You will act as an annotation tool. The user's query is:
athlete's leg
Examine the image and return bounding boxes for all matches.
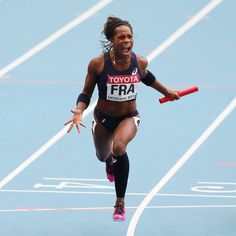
[112,116,139,156]
[91,116,115,182]
[112,116,140,221]
[92,117,113,162]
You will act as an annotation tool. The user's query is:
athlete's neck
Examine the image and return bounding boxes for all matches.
[110,49,131,66]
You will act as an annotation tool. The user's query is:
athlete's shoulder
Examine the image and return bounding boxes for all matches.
[135,54,148,67]
[88,54,104,76]
[133,53,148,76]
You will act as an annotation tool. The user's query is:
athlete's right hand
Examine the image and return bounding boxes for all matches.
[64,109,86,133]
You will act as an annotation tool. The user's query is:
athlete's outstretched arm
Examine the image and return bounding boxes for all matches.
[65,56,103,133]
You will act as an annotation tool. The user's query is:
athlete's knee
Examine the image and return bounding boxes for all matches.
[96,152,106,162]
[112,140,126,156]
[96,152,109,162]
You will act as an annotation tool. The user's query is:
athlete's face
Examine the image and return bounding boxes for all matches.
[111,25,133,56]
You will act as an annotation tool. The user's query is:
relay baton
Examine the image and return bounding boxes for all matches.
[159,86,199,104]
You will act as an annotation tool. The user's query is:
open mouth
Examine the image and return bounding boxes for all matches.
[122,46,131,54]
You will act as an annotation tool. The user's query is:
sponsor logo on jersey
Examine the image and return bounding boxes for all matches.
[106,74,140,102]
[107,74,140,84]
[132,67,138,75]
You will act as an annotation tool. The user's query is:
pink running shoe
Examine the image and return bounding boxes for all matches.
[113,203,126,222]
[106,163,115,182]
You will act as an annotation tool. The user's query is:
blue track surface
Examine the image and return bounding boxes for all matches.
[0,1,236,235]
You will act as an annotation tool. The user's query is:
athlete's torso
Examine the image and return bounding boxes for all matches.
[96,51,142,103]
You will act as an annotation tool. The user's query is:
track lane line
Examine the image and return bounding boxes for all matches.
[1,204,236,213]
[127,97,236,236]
[1,189,236,199]
[147,0,223,62]
[0,0,224,195]
[0,102,96,189]
[127,0,225,235]
[0,0,113,79]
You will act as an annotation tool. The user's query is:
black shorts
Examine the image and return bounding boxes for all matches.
[93,108,139,133]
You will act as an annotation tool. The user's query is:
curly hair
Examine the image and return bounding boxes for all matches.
[100,16,133,52]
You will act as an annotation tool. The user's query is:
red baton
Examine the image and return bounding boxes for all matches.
[159,86,199,104]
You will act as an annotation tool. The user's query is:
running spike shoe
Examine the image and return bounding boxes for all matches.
[113,203,126,222]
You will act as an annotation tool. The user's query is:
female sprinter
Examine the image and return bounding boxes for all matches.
[65,16,180,221]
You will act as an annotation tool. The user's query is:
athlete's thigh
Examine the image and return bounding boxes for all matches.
[113,116,139,146]
[92,117,113,160]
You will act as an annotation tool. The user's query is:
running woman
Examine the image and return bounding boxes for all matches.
[65,16,180,221]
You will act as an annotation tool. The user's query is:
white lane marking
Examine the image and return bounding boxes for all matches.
[0,0,113,79]
[191,181,236,193]
[43,177,108,181]
[127,96,236,236]
[0,102,96,189]
[197,182,236,185]
[0,0,224,192]
[1,205,236,213]
[127,0,225,234]
[1,189,236,199]
[33,183,114,190]
[146,0,223,62]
